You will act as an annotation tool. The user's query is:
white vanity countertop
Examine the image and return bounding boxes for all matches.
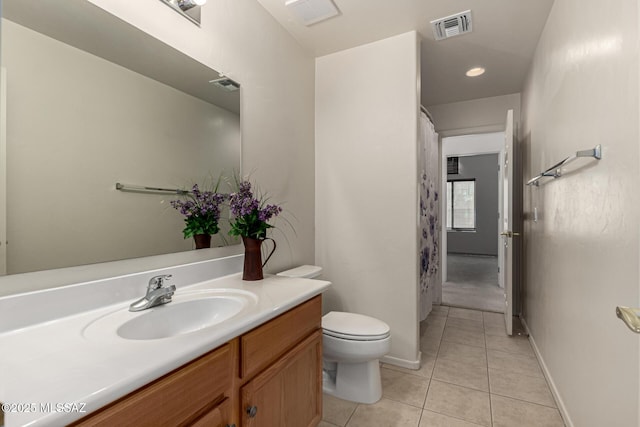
[0,273,330,427]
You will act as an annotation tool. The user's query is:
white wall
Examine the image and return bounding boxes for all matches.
[316,32,420,367]
[62,0,316,274]
[2,20,240,273]
[521,0,639,425]
[428,93,520,137]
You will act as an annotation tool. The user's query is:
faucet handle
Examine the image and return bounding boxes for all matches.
[148,274,172,290]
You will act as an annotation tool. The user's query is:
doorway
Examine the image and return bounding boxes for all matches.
[440,133,504,312]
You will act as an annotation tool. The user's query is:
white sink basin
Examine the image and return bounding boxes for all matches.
[83,289,257,341]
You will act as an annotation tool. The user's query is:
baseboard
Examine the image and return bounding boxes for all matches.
[381,351,421,370]
[521,317,574,427]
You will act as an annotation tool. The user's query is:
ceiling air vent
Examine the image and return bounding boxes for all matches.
[447,157,459,175]
[431,10,472,41]
[209,77,240,92]
[285,0,340,26]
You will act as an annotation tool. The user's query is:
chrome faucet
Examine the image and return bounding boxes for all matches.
[129,274,176,312]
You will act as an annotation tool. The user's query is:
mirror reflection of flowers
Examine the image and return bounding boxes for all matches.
[170,184,227,238]
[229,181,282,239]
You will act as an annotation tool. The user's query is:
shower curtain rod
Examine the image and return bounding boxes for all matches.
[420,105,435,124]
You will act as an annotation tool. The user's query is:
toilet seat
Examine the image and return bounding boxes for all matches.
[323,329,390,341]
[322,311,390,341]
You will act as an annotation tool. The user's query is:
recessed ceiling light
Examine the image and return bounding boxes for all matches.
[466,67,485,77]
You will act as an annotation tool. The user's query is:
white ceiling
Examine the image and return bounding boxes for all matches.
[257,0,555,106]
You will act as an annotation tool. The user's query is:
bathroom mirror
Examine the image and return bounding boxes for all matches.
[0,0,241,278]
[159,0,205,26]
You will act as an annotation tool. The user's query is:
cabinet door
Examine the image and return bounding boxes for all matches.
[241,330,322,427]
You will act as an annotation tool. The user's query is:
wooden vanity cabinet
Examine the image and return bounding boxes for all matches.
[239,296,322,427]
[72,295,322,427]
[190,397,232,427]
[72,341,237,427]
[240,330,322,427]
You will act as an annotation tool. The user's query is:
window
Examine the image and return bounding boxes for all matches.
[446,179,476,230]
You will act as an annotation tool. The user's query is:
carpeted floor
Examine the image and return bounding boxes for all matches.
[443,254,504,313]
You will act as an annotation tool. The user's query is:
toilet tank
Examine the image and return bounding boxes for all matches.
[276,265,323,279]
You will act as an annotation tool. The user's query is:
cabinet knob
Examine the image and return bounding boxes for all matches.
[246,405,258,418]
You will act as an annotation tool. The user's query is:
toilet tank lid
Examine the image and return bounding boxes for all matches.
[276,265,322,279]
[322,311,390,337]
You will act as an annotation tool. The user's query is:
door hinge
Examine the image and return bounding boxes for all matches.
[498,266,500,273]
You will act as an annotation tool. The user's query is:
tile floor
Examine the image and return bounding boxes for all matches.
[320,306,565,427]
[443,254,504,313]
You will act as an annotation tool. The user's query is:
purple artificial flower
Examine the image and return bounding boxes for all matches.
[171,184,228,238]
[229,180,283,239]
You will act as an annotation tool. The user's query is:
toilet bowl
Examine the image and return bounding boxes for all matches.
[277,265,391,404]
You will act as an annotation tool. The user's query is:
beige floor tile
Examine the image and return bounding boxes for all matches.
[346,398,421,427]
[442,325,486,348]
[491,395,565,427]
[424,380,491,426]
[383,351,436,378]
[381,367,430,407]
[489,369,556,407]
[421,331,443,354]
[448,307,484,322]
[319,421,341,427]
[425,312,448,324]
[322,394,358,427]
[431,305,450,316]
[432,357,489,392]
[487,349,544,378]
[512,319,529,334]
[422,316,447,336]
[485,334,534,357]
[483,323,506,337]
[423,327,445,342]
[437,341,487,368]
[446,316,484,333]
[482,311,504,325]
[419,410,484,427]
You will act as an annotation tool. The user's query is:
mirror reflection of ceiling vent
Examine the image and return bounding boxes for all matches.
[285,0,340,26]
[209,77,240,92]
[431,10,472,41]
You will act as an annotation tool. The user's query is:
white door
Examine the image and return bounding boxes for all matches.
[500,109,516,335]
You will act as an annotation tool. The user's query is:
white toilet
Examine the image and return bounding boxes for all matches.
[277,265,391,404]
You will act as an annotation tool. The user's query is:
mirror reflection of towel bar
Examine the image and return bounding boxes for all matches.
[616,306,640,333]
[115,183,190,195]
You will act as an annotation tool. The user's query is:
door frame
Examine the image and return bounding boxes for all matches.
[437,131,505,305]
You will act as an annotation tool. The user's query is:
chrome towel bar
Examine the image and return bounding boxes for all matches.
[616,306,640,334]
[115,182,190,195]
[527,145,601,186]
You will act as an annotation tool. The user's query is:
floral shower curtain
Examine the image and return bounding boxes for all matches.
[419,111,439,321]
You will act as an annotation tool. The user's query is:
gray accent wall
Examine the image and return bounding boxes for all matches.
[447,153,498,256]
